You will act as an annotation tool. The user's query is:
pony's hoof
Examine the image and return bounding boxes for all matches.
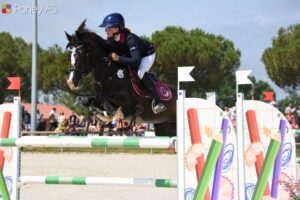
[96,114,113,122]
[113,107,124,120]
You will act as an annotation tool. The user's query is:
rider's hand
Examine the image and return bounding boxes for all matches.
[111,53,119,62]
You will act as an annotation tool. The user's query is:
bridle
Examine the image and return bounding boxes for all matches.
[67,42,90,77]
[67,41,125,91]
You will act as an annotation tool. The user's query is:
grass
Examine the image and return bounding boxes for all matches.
[21,143,300,158]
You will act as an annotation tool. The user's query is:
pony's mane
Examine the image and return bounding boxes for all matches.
[75,19,105,47]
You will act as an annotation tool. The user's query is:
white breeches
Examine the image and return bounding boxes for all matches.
[138,53,156,79]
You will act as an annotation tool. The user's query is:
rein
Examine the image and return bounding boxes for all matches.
[93,57,113,88]
[93,57,123,89]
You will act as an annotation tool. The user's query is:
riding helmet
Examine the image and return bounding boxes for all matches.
[99,13,125,29]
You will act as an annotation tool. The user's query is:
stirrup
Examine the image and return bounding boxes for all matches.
[152,100,166,114]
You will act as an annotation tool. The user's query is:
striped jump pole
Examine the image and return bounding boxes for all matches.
[0,136,176,149]
[19,176,177,188]
[1,96,182,200]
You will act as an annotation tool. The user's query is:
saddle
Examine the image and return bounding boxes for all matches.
[128,68,173,101]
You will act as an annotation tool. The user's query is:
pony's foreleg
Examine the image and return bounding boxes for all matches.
[80,96,108,117]
[80,96,102,108]
[96,107,124,123]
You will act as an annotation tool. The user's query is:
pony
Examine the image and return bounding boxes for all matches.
[65,20,176,137]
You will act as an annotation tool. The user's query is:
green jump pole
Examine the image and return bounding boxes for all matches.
[0,168,10,200]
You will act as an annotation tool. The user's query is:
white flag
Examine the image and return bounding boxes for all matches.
[236,70,252,85]
[178,66,195,82]
[206,92,216,104]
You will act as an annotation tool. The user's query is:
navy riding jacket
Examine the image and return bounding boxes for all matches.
[109,31,155,70]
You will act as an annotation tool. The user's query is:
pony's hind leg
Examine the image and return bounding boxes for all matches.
[154,121,176,137]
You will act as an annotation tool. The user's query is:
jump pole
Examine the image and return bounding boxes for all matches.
[19,176,177,188]
[2,95,183,200]
[0,136,176,149]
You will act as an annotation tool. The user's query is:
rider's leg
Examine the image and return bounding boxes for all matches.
[138,53,166,114]
[137,53,156,80]
[142,72,166,114]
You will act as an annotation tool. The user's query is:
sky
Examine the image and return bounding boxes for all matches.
[0,0,299,100]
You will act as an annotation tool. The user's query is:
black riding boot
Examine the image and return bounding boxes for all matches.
[142,73,166,114]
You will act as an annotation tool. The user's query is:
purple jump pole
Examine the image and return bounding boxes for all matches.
[271,119,286,198]
[211,118,229,200]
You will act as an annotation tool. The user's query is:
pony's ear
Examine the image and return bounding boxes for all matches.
[65,31,72,41]
[77,19,87,31]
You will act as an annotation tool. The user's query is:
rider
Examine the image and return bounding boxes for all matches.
[99,13,166,114]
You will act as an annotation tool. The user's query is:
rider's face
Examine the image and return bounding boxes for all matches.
[105,27,119,38]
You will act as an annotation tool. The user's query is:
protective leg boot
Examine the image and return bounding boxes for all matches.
[102,100,116,117]
[142,73,166,114]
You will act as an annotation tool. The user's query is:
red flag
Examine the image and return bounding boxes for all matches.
[263,92,273,101]
[7,77,21,96]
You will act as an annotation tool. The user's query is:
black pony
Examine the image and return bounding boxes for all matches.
[65,20,176,137]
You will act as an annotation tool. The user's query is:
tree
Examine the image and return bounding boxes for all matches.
[1,29,276,115]
[215,76,275,108]
[51,90,90,115]
[277,93,300,114]
[0,32,32,103]
[38,44,97,98]
[149,26,241,98]
[36,27,242,110]
[262,24,300,93]
[239,76,275,100]
[0,32,92,115]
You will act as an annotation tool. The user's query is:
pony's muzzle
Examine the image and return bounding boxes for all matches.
[67,71,80,90]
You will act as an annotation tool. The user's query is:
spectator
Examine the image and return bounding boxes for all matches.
[56,112,67,130]
[112,118,129,135]
[49,107,57,116]
[87,114,100,132]
[23,110,31,131]
[66,112,77,132]
[21,106,25,130]
[223,107,230,116]
[49,112,57,131]
[285,110,297,129]
[148,123,155,131]
[133,123,147,136]
[103,121,115,135]
[75,113,87,131]
[36,109,44,131]
[285,102,296,114]
[229,109,237,129]
[296,105,300,128]
[69,112,77,126]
